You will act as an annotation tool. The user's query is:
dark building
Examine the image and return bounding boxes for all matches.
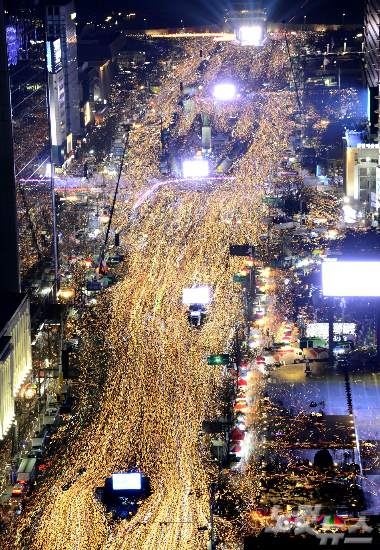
[77,25,126,103]
[78,62,97,130]
[364,0,380,134]
[2,0,58,300]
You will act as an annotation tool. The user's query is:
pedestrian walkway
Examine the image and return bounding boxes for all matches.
[262,360,380,513]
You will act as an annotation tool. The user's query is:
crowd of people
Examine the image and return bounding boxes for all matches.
[4,30,369,550]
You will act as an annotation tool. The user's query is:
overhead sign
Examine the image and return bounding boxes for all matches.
[229,245,254,256]
[322,262,380,296]
[233,274,247,283]
[262,197,280,204]
[208,354,230,365]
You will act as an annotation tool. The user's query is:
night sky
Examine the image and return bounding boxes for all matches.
[76,0,365,29]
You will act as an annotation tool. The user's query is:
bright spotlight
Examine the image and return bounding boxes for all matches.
[214,83,236,100]
[182,287,211,305]
[183,159,209,178]
[238,26,263,46]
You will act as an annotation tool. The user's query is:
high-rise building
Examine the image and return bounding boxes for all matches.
[0,0,35,441]
[364,0,380,135]
[364,0,379,89]
[343,131,378,217]
[3,0,58,298]
[45,0,80,165]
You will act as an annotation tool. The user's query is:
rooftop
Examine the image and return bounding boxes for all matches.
[0,292,27,335]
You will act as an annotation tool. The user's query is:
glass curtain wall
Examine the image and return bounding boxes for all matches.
[4,0,55,294]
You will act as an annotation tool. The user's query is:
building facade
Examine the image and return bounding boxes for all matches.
[45,0,80,165]
[0,293,32,440]
[364,0,380,135]
[343,131,379,223]
[223,2,267,33]
[3,0,57,297]
[364,0,380,89]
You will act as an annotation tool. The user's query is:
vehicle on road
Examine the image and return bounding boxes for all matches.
[12,481,30,499]
[262,346,304,365]
[28,435,46,458]
[16,458,37,490]
[302,347,328,361]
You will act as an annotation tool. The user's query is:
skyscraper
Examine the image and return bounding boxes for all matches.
[45,0,80,165]
[3,0,58,297]
[364,0,379,89]
[364,0,380,135]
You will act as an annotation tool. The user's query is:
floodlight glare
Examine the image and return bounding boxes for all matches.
[183,159,209,178]
[322,262,380,296]
[214,83,236,100]
[182,287,211,304]
[112,473,142,490]
[239,26,263,46]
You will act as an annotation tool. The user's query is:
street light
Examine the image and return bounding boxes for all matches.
[343,13,345,25]
[304,15,306,30]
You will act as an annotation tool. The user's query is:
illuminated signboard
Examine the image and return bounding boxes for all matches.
[238,26,263,46]
[322,262,380,296]
[84,101,91,126]
[182,287,210,304]
[306,323,355,340]
[112,473,142,490]
[183,159,209,178]
[67,133,73,155]
[46,38,62,73]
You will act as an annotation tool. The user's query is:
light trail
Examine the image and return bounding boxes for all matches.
[132,176,236,209]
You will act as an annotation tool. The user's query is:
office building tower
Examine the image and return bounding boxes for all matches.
[45,0,80,165]
[0,0,34,441]
[0,292,32,440]
[364,0,379,88]
[3,0,58,299]
[364,0,380,134]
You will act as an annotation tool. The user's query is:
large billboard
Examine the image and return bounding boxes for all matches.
[238,26,263,46]
[183,159,208,178]
[182,287,210,304]
[112,473,141,490]
[306,323,355,340]
[47,38,62,73]
[322,262,380,296]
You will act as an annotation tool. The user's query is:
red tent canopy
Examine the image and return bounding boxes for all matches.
[231,428,244,439]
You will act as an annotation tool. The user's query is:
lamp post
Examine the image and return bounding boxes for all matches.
[304,16,306,31]
[342,13,345,25]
